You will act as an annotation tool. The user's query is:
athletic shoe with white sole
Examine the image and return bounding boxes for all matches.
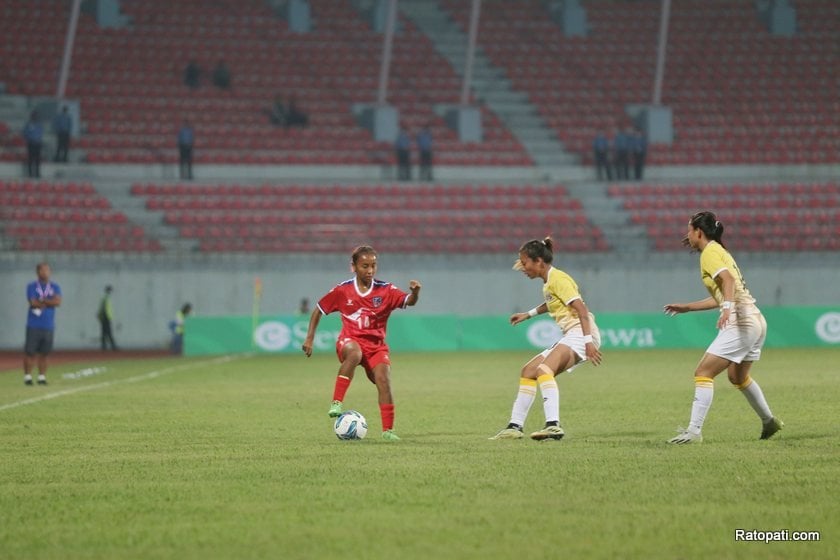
[530,424,565,441]
[488,426,524,440]
[667,427,703,444]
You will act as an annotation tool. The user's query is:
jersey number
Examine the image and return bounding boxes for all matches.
[357,315,371,329]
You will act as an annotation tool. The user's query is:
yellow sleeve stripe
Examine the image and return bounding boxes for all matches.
[519,378,538,387]
[695,376,714,388]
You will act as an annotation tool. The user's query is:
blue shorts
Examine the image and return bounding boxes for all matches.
[25,327,54,356]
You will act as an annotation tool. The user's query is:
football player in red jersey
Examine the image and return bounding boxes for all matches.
[302,246,421,441]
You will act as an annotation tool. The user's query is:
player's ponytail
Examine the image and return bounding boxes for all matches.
[519,237,554,264]
[690,211,726,249]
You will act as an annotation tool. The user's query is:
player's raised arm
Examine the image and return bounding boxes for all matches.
[301,308,322,357]
[663,297,717,316]
[510,302,546,325]
[405,279,421,306]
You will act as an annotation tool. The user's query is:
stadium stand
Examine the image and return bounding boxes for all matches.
[0,0,530,166]
[0,1,837,258]
[130,182,608,253]
[608,182,840,252]
[0,180,163,251]
[440,0,839,165]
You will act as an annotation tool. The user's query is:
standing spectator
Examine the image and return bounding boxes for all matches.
[416,124,433,181]
[178,121,194,180]
[170,303,192,355]
[184,60,201,89]
[592,130,612,181]
[52,105,72,163]
[632,127,648,180]
[285,95,309,128]
[97,285,118,351]
[395,126,411,181]
[212,60,231,89]
[269,94,286,126]
[23,111,43,178]
[23,262,62,386]
[612,127,631,181]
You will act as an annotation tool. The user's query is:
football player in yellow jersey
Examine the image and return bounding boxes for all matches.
[663,211,783,444]
[490,238,602,441]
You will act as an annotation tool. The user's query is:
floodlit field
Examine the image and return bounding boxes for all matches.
[1,348,837,559]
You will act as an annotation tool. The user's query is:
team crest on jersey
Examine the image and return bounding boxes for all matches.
[372,296,383,307]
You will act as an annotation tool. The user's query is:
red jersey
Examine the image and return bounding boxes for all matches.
[317,278,409,344]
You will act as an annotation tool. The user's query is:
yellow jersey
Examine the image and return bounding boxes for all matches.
[699,241,758,313]
[543,267,590,333]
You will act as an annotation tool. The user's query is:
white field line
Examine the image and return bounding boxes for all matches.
[0,354,250,413]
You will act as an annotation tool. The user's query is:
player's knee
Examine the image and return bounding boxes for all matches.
[520,364,538,379]
[342,347,363,365]
[728,370,750,386]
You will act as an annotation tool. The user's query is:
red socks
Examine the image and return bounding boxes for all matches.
[332,375,351,402]
[380,403,395,431]
[334,375,395,432]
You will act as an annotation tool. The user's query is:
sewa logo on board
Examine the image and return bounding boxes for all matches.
[526,320,657,349]
[253,321,293,351]
[600,328,657,348]
[253,320,342,352]
[814,312,840,344]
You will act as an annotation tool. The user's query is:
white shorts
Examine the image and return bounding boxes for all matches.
[539,323,602,368]
[706,312,767,364]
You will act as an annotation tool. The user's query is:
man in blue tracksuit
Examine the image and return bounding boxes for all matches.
[53,106,73,163]
[632,128,648,180]
[23,111,43,178]
[612,128,630,181]
[592,130,612,181]
[416,125,434,181]
[178,121,194,180]
[395,127,411,181]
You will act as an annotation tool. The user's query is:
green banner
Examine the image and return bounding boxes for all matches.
[184,314,459,356]
[184,307,840,355]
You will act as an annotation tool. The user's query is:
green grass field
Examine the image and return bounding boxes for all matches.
[1,348,837,559]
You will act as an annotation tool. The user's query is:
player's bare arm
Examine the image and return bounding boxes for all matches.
[570,299,602,366]
[405,280,421,306]
[510,302,547,325]
[664,296,717,316]
[302,308,322,357]
[714,269,736,329]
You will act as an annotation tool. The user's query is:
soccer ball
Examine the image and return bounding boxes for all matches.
[334,410,368,440]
